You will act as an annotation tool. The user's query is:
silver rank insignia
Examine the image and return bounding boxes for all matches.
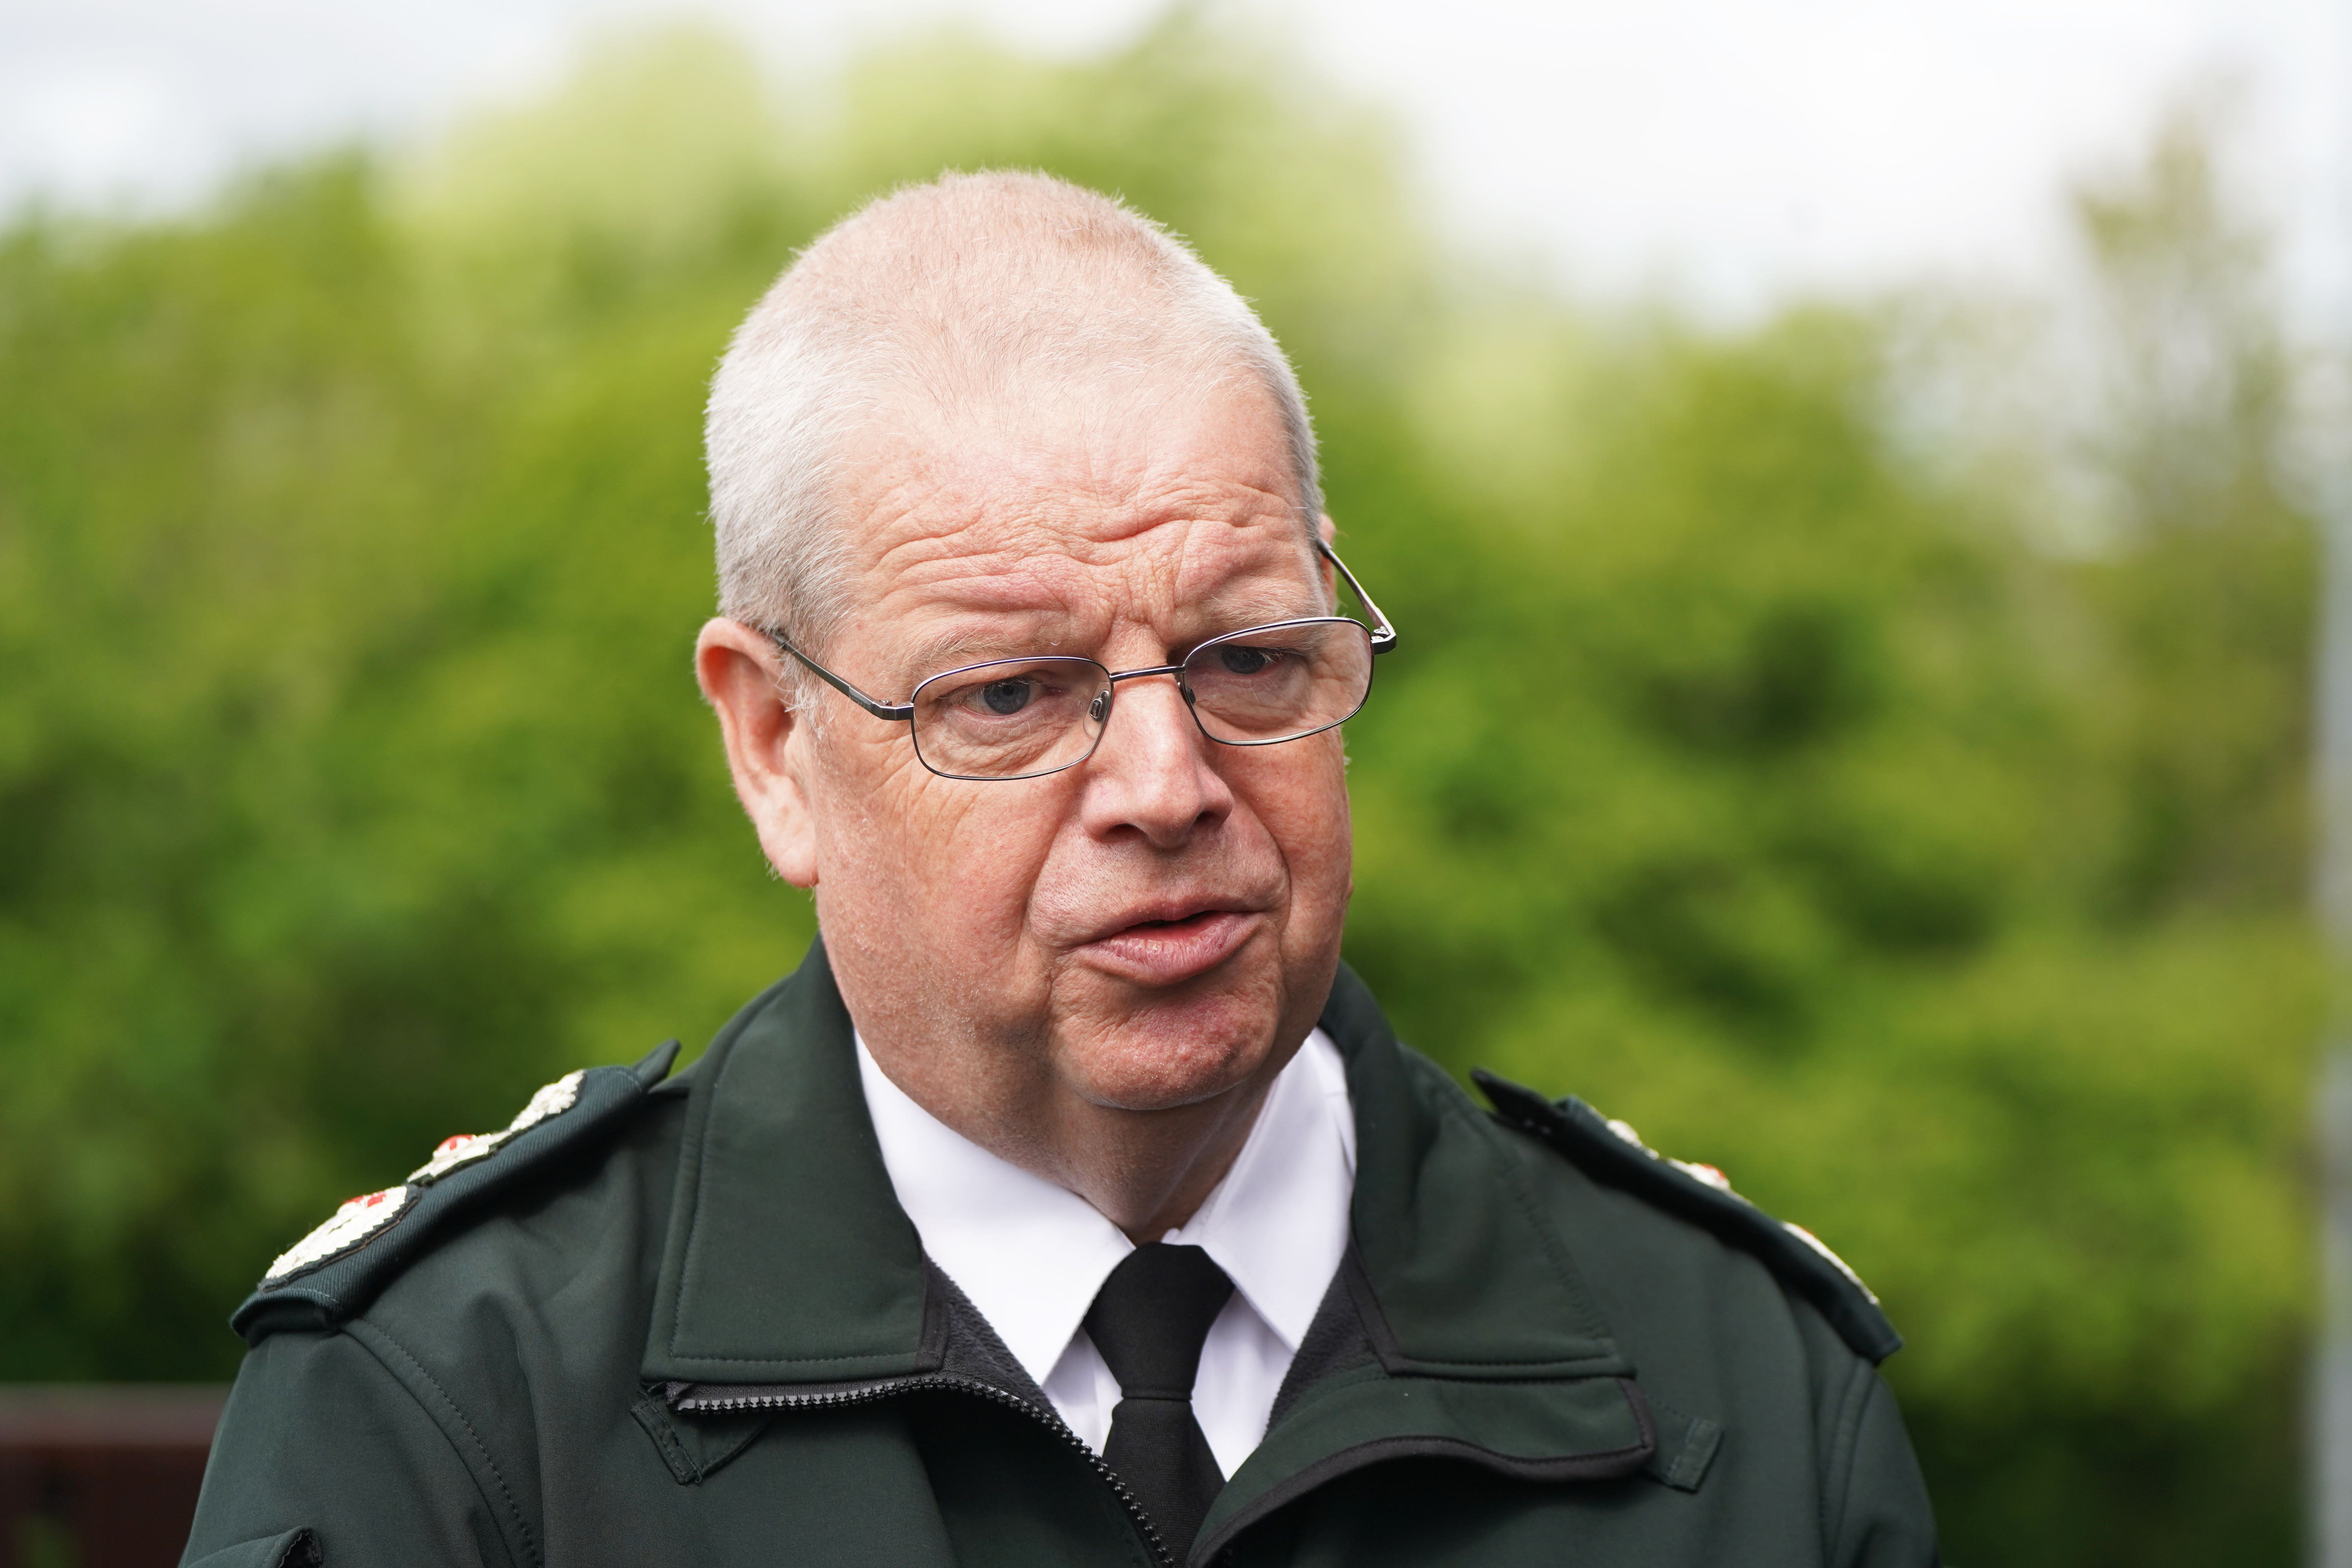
[261,1069,588,1284]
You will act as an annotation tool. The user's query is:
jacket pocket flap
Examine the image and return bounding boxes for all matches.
[185,1526,322,1568]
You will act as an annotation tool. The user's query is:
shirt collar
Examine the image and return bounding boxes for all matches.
[1163,1030,1354,1349]
[640,940,1631,1392]
[857,1029,1356,1390]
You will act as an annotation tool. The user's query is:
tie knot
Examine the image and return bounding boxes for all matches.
[1083,1243,1234,1400]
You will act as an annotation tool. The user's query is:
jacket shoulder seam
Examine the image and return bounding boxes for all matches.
[341,1316,540,1568]
[1820,1352,1879,1561]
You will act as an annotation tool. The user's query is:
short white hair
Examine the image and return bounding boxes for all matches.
[704,171,1322,674]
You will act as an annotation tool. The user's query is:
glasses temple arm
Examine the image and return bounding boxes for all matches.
[1316,540,1399,652]
[760,630,916,722]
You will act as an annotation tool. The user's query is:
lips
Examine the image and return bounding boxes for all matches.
[1071,902,1263,987]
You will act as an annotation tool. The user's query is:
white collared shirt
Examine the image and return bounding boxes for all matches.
[855,1029,1357,1478]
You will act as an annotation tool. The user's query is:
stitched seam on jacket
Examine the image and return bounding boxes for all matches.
[664,998,919,1367]
[1197,1430,1654,1563]
[1448,1094,1617,1348]
[1820,1354,1874,1560]
[1418,1060,1618,1350]
[665,1006,742,1357]
[659,1351,932,1365]
[269,1527,323,1568]
[343,1318,541,1568]
[1365,1352,1626,1370]
[631,1396,702,1484]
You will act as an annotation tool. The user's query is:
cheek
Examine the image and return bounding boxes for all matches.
[815,746,1063,936]
[1249,740,1354,905]
[933,806,1065,917]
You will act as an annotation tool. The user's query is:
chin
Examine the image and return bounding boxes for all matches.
[1065,998,1276,1112]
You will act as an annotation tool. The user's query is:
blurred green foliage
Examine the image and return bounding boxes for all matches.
[0,16,2320,1565]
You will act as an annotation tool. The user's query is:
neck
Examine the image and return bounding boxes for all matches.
[1061,1078,1280,1242]
[860,1026,1295,1242]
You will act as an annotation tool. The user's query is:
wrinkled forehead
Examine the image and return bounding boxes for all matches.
[831,374,1318,667]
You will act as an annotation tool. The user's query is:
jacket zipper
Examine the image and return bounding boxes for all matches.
[671,1374,1181,1568]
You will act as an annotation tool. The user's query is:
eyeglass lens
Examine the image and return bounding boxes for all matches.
[1182,620,1373,744]
[911,657,1110,781]
[907,619,1374,781]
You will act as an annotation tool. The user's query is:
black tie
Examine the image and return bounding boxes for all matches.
[1083,1242,1235,1554]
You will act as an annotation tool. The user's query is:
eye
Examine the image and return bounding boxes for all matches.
[978,678,1034,715]
[1217,644,1278,676]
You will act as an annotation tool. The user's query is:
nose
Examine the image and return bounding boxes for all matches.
[1078,673,1232,849]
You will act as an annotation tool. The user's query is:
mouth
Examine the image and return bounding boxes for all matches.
[1073,903,1262,987]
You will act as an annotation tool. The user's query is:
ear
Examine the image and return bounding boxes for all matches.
[1318,513,1339,601]
[695,617,820,887]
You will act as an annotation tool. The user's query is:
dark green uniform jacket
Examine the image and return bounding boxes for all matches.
[185,942,1937,1568]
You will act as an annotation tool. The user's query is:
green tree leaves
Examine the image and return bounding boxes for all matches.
[0,24,2319,1566]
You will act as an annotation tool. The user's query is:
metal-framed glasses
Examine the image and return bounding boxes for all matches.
[762,540,1398,782]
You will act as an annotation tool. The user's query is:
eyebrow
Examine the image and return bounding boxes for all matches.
[891,619,1073,687]
[1187,581,1327,632]
[883,563,1333,687]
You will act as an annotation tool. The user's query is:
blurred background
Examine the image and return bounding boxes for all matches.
[2,1,2345,1563]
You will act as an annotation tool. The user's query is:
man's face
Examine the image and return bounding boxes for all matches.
[768,375,1352,1132]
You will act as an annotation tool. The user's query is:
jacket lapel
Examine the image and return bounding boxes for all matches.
[1196,964,1671,1559]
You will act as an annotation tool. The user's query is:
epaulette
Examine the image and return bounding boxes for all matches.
[231,1040,681,1344]
[1472,1069,1902,1365]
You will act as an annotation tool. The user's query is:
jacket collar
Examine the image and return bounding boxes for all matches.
[1192,966,1658,1557]
[643,941,1633,1388]
[1315,963,1632,1379]
[643,939,932,1385]
[641,944,1688,1559]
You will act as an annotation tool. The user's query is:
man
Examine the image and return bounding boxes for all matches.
[186,172,1938,1567]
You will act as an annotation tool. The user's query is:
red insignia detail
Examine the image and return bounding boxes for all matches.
[263,1184,413,1281]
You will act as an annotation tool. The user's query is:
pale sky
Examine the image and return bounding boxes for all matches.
[5,0,2350,325]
